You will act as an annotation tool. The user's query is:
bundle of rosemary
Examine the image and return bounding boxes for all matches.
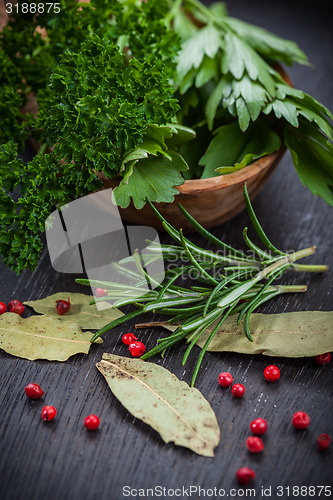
[76,185,327,386]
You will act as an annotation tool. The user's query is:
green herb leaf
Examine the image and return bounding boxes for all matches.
[221,32,276,95]
[173,10,198,41]
[97,353,220,457]
[113,151,188,209]
[0,145,70,274]
[0,86,29,150]
[284,120,333,206]
[200,120,281,178]
[195,55,220,88]
[176,24,222,83]
[0,312,101,361]
[226,17,309,66]
[122,123,196,167]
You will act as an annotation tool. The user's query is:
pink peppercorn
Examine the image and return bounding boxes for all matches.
[218,372,233,388]
[231,383,245,398]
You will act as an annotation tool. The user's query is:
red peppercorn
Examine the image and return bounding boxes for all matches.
[236,467,255,486]
[41,405,57,422]
[218,372,233,388]
[55,297,71,315]
[250,418,268,435]
[95,288,108,298]
[122,333,138,345]
[246,436,264,453]
[317,433,331,452]
[8,300,24,316]
[264,365,280,382]
[231,383,245,398]
[292,411,310,430]
[129,341,146,357]
[25,383,44,400]
[84,414,100,431]
[0,302,7,315]
[315,352,331,366]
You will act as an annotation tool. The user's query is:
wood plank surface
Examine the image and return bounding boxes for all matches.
[0,1,332,499]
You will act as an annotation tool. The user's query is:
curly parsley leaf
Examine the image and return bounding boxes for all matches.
[0,87,30,150]
[0,143,69,273]
[37,33,179,178]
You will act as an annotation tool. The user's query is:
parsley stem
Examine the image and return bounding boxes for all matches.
[165,0,183,23]
[37,143,47,156]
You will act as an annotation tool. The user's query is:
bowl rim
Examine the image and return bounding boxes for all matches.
[162,147,285,195]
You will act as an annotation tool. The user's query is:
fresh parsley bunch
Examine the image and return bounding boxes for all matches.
[0,0,332,274]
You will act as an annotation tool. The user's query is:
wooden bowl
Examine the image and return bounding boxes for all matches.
[104,64,292,232]
[101,147,286,232]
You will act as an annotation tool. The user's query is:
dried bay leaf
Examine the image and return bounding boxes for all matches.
[0,312,101,361]
[24,292,123,329]
[97,353,220,457]
[158,311,333,357]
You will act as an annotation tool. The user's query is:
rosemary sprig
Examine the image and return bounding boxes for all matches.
[76,184,328,386]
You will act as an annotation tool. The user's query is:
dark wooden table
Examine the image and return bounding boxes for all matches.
[1,1,332,499]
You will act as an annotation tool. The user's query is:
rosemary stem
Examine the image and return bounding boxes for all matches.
[256,246,316,280]
[256,257,289,279]
[292,263,329,273]
[289,246,316,261]
[276,284,308,293]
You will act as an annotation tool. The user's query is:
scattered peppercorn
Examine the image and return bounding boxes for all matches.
[0,302,7,315]
[264,365,280,382]
[84,414,100,431]
[231,383,245,398]
[236,467,255,486]
[315,353,331,366]
[55,298,71,315]
[218,372,233,388]
[250,418,268,435]
[292,411,310,429]
[317,433,331,452]
[8,300,24,316]
[129,341,146,357]
[41,405,57,422]
[25,383,44,399]
[122,333,138,345]
[246,436,264,453]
